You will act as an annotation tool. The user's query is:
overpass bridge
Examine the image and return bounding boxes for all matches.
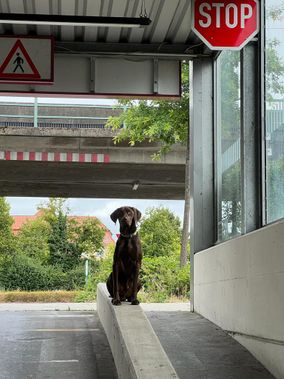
[0,104,186,199]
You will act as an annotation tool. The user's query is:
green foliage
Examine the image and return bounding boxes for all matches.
[79,242,190,303]
[48,210,79,271]
[106,63,189,158]
[73,218,105,257]
[139,207,181,258]
[140,255,190,302]
[0,253,85,291]
[266,38,284,100]
[76,244,114,301]
[0,197,15,257]
[16,217,50,264]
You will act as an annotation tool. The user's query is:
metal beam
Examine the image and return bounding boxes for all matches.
[55,41,211,59]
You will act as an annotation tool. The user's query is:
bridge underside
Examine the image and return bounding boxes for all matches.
[0,160,185,199]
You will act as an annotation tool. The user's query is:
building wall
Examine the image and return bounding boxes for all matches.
[194,220,284,378]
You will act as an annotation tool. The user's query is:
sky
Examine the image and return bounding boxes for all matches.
[6,197,185,236]
[2,96,184,236]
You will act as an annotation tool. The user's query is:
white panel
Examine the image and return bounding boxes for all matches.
[95,58,153,94]
[0,55,180,98]
[52,55,90,93]
[158,61,180,95]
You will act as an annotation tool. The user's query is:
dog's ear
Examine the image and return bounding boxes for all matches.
[110,207,124,223]
[131,207,142,222]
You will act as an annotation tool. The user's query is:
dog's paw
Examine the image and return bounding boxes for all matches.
[112,298,121,306]
[131,299,140,305]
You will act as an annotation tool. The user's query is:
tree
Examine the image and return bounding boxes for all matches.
[72,218,105,258]
[139,207,183,258]
[0,197,15,257]
[48,210,79,271]
[16,217,50,264]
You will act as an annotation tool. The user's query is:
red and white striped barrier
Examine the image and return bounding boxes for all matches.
[0,151,110,163]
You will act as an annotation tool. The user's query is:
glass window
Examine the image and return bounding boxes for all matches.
[265,1,284,223]
[216,51,242,241]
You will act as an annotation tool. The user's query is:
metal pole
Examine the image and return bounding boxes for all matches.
[34,97,38,128]
[85,259,89,285]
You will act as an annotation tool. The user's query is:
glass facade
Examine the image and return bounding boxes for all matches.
[265,1,284,223]
[216,51,242,241]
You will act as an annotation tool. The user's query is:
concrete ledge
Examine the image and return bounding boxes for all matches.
[97,283,178,379]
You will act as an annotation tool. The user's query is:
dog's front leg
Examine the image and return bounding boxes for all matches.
[112,261,121,306]
[131,261,141,305]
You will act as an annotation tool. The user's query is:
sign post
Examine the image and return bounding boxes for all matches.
[192,0,259,50]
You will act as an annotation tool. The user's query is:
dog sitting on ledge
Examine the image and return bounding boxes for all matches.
[106,206,142,306]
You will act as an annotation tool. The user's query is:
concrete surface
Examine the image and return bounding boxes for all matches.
[0,128,186,199]
[97,283,178,379]
[194,220,284,378]
[0,310,117,379]
[146,311,274,379]
[0,302,97,312]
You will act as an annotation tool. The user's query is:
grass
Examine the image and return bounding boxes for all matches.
[0,290,83,303]
[0,289,189,304]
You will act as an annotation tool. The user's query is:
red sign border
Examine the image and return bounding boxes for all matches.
[0,35,54,84]
[0,39,41,79]
[191,0,260,51]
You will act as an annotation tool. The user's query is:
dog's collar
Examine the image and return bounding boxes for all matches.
[119,230,138,239]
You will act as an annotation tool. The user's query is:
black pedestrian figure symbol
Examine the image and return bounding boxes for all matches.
[13,52,24,73]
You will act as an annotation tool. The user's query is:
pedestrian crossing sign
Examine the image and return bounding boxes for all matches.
[0,36,54,84]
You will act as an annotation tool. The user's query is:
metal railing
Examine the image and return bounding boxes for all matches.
[0,99,123,129]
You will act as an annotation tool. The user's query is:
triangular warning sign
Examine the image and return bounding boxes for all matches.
[0,39,41,80]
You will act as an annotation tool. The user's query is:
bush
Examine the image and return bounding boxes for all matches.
[0,254,85,291]
[79,245,190,303]
[140,255,190,302]
[78,244,114,301]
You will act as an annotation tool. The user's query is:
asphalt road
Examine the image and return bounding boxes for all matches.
[0,311,117,379]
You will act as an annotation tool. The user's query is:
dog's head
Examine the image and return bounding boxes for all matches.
[110,206,141,231]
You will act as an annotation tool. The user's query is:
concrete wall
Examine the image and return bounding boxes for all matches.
[194,220,284,378]
[97,283,178,379]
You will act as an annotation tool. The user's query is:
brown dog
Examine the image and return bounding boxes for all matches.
[106,206,142,306]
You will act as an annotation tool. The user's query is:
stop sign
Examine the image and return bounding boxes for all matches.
[192,0,259,50]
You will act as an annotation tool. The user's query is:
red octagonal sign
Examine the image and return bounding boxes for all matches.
[192,0,259,50]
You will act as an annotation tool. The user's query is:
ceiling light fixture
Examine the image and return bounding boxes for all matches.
[0,13,151,28]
